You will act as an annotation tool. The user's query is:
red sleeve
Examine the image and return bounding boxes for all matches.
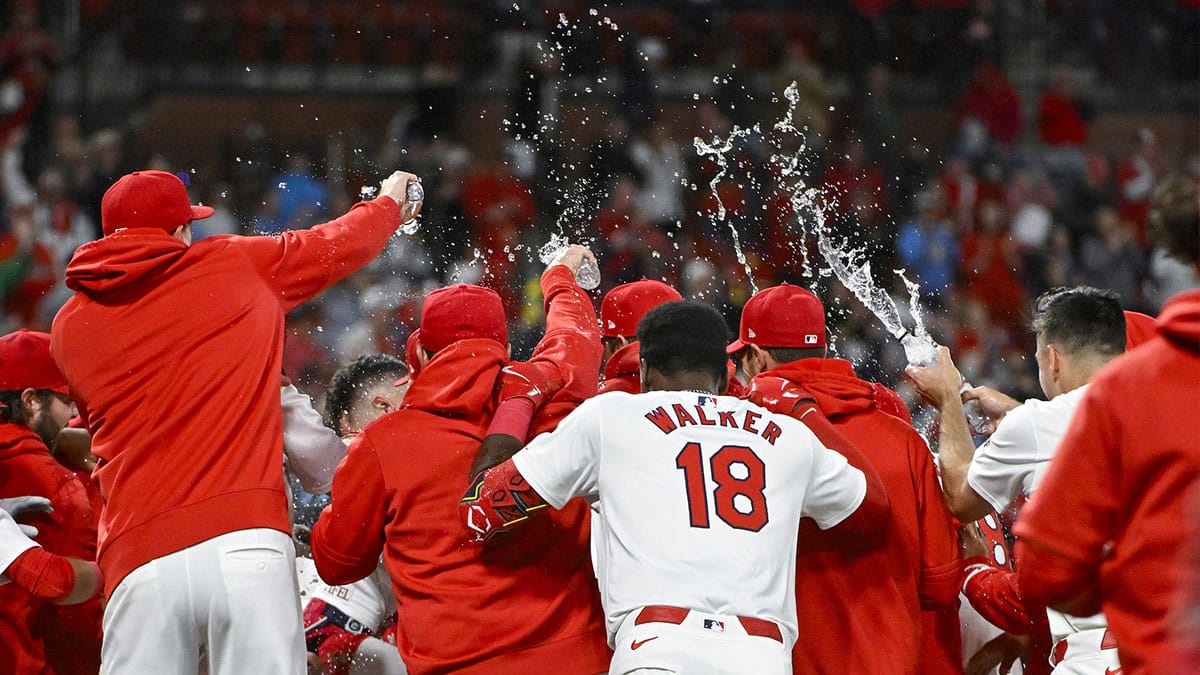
[311,433,388,586]
[914,437,964,609]
[528,264,602,404]
[232,197,401,312]
[1012,389,1117,610]
[961,560,1035,634]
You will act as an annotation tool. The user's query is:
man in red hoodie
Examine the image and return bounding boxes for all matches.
[310,247,611,675]
[1014,174,1200,674]
[0,329,102,674]
[598,279,683,394]
[729,283,963,675]
[50,168,418,673]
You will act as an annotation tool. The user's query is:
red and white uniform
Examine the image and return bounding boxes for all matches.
[968,385,1117,672]
[512,390,869,673]
[1016,290,1200,674]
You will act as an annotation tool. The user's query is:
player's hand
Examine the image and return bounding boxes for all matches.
[0,496,51,538]
[496,360,563,409]
[961,385,1020,427]
[378,171,422,210]
[547,244,595,276]
[966,631,1027,675]
[904,346,964,409]
[958,522,989,560]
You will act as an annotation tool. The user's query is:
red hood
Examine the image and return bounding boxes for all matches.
[761,358,880,418]
[64,229,189,296]
[1159,290,1200,353]
[400,338,507,420]
[0,422,48,461]
[602,341,640,383]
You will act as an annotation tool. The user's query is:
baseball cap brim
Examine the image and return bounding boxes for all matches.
[726,338,747,355]
[190,205,215,221]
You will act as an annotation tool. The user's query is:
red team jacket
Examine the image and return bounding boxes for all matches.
[311,266,610,675]
[0,423,97,674]
[50,196,402,597]
[1015,290,1200,674]
[748,358,962,675]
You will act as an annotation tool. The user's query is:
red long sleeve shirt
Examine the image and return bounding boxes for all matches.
[51,196,402,597]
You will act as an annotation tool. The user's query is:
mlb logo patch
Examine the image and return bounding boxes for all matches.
[703,619,725,633]
[804,334,818,345]
[697,395,717,407]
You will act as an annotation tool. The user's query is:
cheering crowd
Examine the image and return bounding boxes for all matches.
[0,160,1196,674]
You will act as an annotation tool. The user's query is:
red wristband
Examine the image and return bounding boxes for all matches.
[486,397,536,442]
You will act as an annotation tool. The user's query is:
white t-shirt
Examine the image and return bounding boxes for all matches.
[967,385,1090,514]
[965,385,1108,639]
[513,390,868,649]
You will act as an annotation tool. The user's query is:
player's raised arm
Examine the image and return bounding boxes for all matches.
[0,504,102,606]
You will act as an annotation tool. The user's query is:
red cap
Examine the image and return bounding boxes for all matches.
[728,283,826,354]
[419,285,508,353]
[398,330,422,385]
[1124,310,1157,350]
[0,330,70,394]
[101,170,215,236]
[601,280,683,338]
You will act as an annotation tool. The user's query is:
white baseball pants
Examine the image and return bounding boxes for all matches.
[609,607,791,675]
[101,528,305,674]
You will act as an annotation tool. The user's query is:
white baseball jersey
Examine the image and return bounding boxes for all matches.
[966,384,1109,645]
[513,390,868,649]
[296,556,394,632]
[967,385,1090,514]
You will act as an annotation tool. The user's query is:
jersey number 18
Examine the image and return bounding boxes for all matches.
[675,442,768,532]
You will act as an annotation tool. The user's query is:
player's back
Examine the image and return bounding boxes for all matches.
[587,390,866,648]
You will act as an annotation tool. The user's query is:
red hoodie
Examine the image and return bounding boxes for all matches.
[748,358,962,675]
[1016,289,1200,674]
[598,342,639,395]
[0,423,96,674]
[311,265,609,675]
[50,196,401,597]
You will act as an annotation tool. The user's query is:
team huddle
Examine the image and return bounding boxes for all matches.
[0,168,1197,674]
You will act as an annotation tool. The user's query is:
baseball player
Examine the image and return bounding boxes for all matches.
[461,300,890,674]
[288,355,408,675]
[51,168,419,673]
[1014,174,1200,674]
[598,279,683,394]
[907,286,1129,673]
[729,284,962,674]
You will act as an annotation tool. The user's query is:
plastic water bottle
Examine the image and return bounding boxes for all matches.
[539,236,601,290]
[902,331,993,436]
[399,180,424,235]
[574,255,601,290]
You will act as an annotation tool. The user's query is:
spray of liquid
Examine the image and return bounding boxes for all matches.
[697,81,990,434]
[694,125,761,295]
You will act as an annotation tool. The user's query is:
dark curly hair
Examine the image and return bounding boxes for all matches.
[325,354,407,435]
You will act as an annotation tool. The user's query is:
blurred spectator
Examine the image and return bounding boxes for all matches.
[958,63,1022,148]
[264,153,329,234]
[1116,128,1161,246]
[960,199,1027,331]
[1078,206,1148,309]
[1037,66,1091,147]
[897,187,959,303]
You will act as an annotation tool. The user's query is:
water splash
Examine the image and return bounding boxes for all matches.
[693,124,760,294]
